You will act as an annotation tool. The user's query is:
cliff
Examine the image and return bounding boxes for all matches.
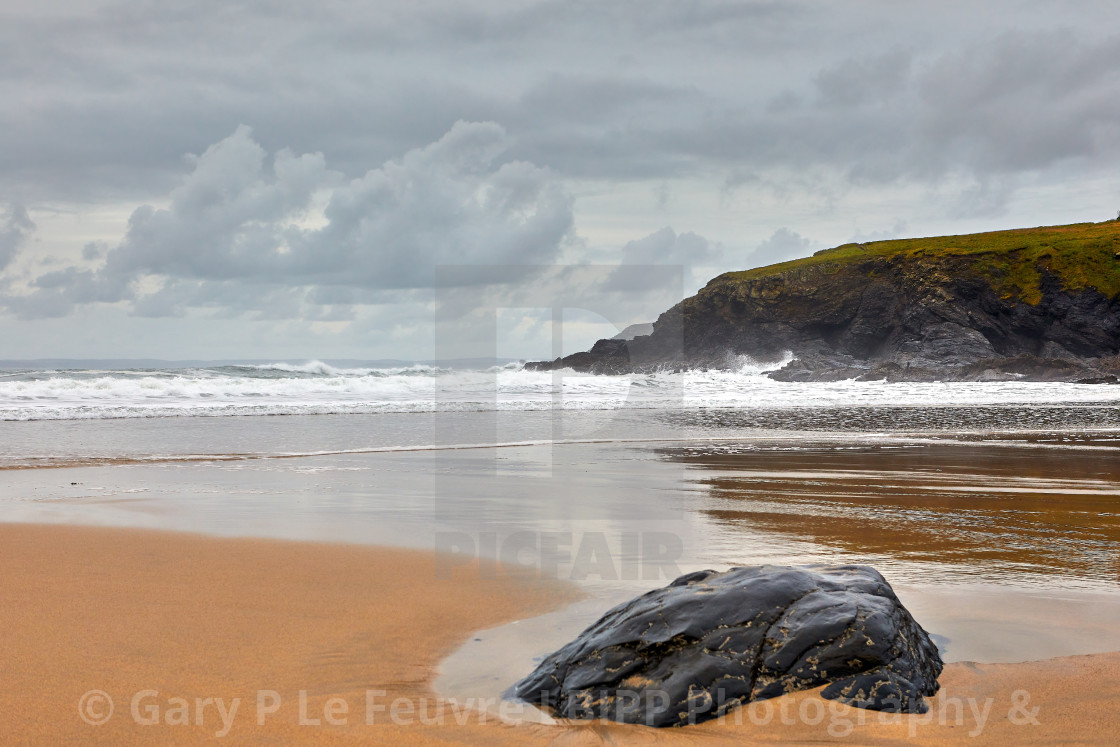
[529,220,1120,382]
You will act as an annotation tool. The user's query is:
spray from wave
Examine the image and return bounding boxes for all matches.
[725,351,796,375]
[235,360,448,377]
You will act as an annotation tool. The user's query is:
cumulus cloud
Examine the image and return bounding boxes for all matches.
[0,204,35,271]
[4,121,574,318]
[603,226,720,292]
[6,265,129,319]
[81,241,107,261]
[747,228,814,268]
[618,226,719,265]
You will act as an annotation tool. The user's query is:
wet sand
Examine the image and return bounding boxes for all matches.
[2,523,1118,744]
[667,440,1120,586]
[6,437,1120,679]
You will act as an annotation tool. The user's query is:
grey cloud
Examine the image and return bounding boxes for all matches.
[296,121,572,289]
[4,2,1119,206]
[591,226,721,300]
[619,226,719,265]
[432,262,684,359]
[678,32,1120,188]
[848,221,909,245]
[130,281,185,318]
[949,176,1019,219]
[129,278,367,321]
[348,0,800,47]
[602,227,719,293]
[917,31,1120,174]
[515,74,693,126]
[4,291,77,320]
[0,204,35,270]
[304,284,416,309]
[101,125,332,283]
[747,227,814,268]
[515,30,1120,185]
[130,279,361,321]
[766,90,802,113]
[0,1,796,201]
[303,303,357,323]
[4,264,130,320]
[815,49,912,108]
[4,121,573,318]
[81,241,107,261]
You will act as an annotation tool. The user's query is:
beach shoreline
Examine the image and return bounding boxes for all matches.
[2,522,1118,744]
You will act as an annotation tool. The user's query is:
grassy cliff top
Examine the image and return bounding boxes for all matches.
[717,220,1120,304]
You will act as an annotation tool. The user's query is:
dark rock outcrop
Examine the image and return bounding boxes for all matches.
[527,338,632,374]
[515,564,943,727]
[527,222,1120,381]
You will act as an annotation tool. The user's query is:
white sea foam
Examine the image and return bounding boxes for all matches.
[244,360,350,375]
[1,362,1119,420]
[726,351,796,375]
[241,360,446,376]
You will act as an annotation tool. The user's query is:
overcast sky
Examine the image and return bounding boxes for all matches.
[3,0,1119,361]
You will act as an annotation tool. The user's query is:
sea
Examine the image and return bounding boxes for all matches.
[3,358,1120,702]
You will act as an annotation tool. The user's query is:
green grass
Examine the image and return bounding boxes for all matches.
[720,220,1120,304]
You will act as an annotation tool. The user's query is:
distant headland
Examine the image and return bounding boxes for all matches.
[529,220,1120,382]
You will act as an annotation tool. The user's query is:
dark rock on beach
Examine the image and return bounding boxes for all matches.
[515,564,943,727]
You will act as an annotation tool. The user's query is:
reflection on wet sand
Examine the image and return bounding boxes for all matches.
[437,438,1120,698]
[662,441,1120,587]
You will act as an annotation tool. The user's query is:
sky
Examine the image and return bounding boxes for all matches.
[2,0,1119,361]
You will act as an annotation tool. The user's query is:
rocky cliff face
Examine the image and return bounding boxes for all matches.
[528,221,1120,382]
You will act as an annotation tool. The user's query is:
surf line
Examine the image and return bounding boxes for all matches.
[6,429,1120,471]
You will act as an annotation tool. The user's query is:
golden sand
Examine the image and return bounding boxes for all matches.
[1,523,1115,744]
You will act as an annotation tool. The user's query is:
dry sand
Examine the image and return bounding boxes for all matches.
[1,523,1116,745]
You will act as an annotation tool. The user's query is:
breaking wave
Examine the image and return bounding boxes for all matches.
[1,359,1119,421]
